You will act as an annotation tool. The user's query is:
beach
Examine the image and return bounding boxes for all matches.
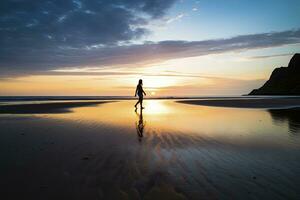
[1,0,299,199]
[178,97,300,108]
[0,98,300,199]
[0,101,112,114]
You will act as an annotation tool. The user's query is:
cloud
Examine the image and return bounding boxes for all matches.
[0,1,300,79]
[247,53,295,60]
[165,13,185,24]
[0,0,176,74]
[0,0,176,45]
[24,69,266,95]
[151,78,266,95]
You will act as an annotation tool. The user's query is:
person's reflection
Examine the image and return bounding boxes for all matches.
[135,108,145,142]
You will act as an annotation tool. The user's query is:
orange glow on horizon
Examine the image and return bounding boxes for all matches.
[1,50,290,96]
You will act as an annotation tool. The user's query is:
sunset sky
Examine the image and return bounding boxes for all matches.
[0,0,300,96]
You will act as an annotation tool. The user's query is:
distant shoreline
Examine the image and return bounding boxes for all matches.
[177,98,300,109]
[1,95,300,102]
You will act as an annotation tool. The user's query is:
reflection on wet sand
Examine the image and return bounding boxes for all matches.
[45,100,299,148]
[135,108,145,142]
[0,100,300,199]
[269,108,300,135]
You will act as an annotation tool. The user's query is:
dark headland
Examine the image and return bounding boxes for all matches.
[178,54,300,108]
[249,53,300,95]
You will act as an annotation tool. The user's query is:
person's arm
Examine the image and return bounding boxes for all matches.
[134,87,137,96]
[143,88,146,96]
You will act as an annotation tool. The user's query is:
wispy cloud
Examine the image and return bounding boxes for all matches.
[1,28,300,77]
[152,78,266,95]
[165,13,185,24]
[247,53,295,60]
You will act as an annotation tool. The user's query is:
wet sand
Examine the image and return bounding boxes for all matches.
[0,101,112,114]
[0,100,299,199]
[178,97,300,108]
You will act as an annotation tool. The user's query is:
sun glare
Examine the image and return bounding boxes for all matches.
[142,76,177,88]
[143,100,170,115]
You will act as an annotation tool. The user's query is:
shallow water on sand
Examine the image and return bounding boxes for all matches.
[0,100,300,199]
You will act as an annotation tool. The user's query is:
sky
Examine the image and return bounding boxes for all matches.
[0,0,300,96]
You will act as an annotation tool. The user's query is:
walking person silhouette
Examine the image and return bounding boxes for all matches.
[134,79,146,110]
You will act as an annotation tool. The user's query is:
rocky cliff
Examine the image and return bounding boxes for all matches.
[249,54,300,95]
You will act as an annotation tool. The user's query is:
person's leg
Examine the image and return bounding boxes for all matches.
[140,96,144,109]
[135,100,140,108]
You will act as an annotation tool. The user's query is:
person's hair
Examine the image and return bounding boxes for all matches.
[138,79,143,85]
